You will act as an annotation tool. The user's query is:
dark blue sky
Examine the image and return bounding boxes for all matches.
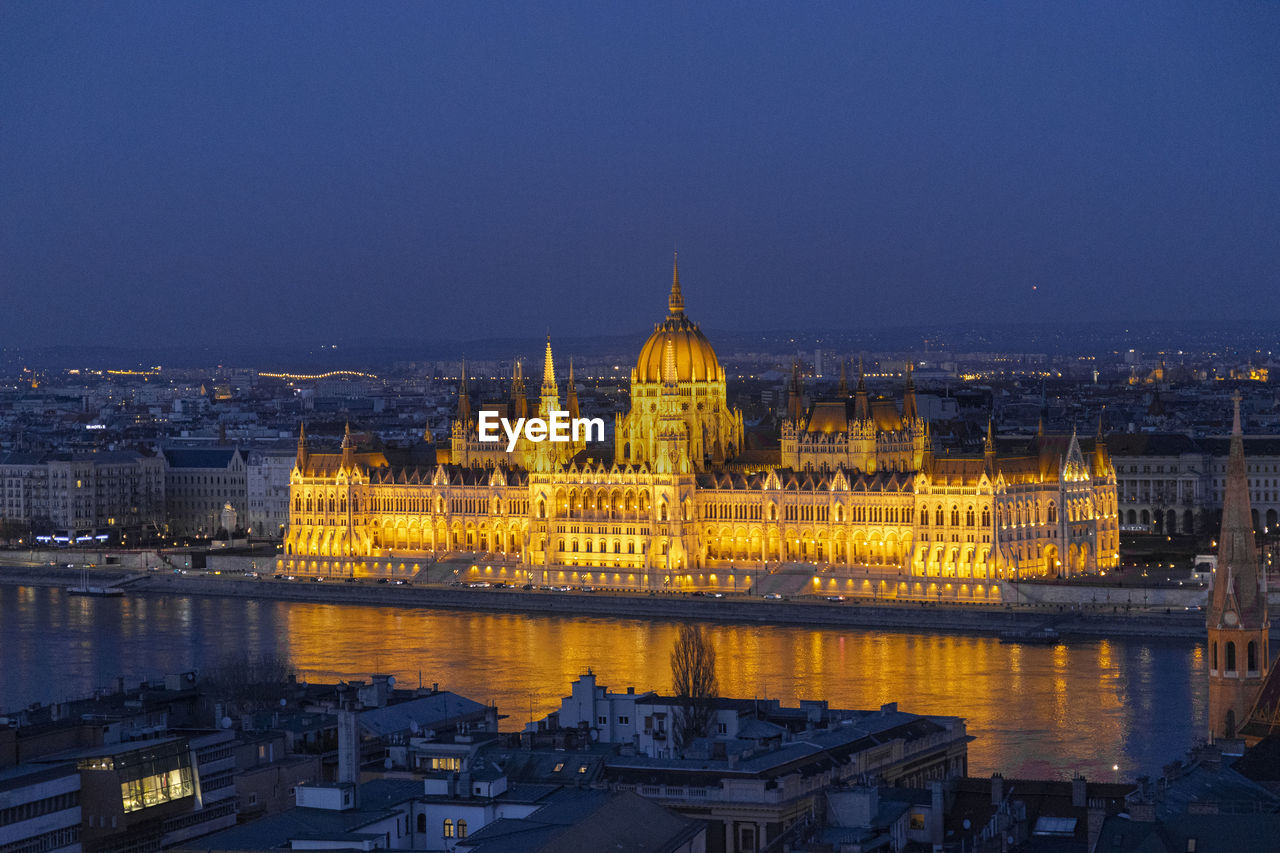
[2,2,1277,348]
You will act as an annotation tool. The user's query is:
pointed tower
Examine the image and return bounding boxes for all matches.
[901,363,918,422]
[540,335,559,416]
[1093,411,1111,478]
[669,252,684,316]
[786,362,805,424]
[837,360,850,398]
[457,360,472,424]
[295,421,309,472]
[1037,383,1048,437]
[566,360,580,422]
[510,359,529,420]
[984,417,997,475]
[1208,392,1270,741]
[340,422,355,471]
[853,357,871,423]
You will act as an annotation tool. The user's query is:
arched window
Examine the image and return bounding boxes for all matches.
[921,508,929,526]
[1048,502,1058,524]
[1212,642,1218,670]
[458,820,468,839]
[935,506,944,526]
[443,819,454,838]
[981,507,991,527]
[417,814,426,834]
[1226,641,1237,673]
[1248,641,1258,672]
[951,506,960,526]
[660,503,668,522]
[966,507,975,527]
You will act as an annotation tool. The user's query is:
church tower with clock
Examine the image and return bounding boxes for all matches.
[1207,392,1270,741]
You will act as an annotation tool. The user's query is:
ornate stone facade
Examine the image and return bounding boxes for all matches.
[281,260,1119,598]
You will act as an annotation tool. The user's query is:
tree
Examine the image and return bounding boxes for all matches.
[200,652,297,723]
[670,623,718,750]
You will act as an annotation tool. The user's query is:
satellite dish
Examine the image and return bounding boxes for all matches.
[220,717,232,729]
[387,675,396,687]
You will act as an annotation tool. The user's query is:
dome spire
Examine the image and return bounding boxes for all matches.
[668,252,684,315]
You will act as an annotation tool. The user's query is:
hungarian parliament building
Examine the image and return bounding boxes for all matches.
[281,261,1120,599]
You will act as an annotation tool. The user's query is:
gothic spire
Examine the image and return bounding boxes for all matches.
[787,361,804,424]
[540,335,559,413]
[854,357,870,422]
[510,359,529,420]
[567,360,580,421]
[296,421,308,470]
[340,421,355,470]
[668,252,684,315]
[457,360,472,423]
[902,362,918,422]
[1211,391,1268,629]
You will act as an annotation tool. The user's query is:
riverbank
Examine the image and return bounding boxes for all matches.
[0,563,1213,640]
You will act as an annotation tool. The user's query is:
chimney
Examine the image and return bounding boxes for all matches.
[1087,798,1106,852]
[337,709,359,806]
[1072,774,1087,809]
[991,773,1004,805]
[930,780,944,848]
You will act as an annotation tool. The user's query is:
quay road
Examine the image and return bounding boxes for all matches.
[0,560,1215,641]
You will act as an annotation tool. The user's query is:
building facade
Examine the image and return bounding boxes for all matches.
[0,451,165,543]
[282,262,1119,598]
[1109,433,1280,536]
[162,448,246,537]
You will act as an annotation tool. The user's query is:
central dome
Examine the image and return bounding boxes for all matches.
[634,257,722,383]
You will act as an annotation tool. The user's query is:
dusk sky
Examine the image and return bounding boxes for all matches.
[2,2,1278,348]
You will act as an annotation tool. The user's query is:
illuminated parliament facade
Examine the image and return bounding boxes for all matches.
[281,261,1119,600]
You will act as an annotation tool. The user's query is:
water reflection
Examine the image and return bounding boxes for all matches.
[0,586,1205,779]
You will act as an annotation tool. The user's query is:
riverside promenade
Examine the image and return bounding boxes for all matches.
[0,560,1216,641]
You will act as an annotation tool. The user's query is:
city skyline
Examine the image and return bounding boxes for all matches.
[3,2,1279,347]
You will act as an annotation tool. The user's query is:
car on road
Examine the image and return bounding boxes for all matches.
[762,593,784,600]
[825,595,847,602]
[467,582,491,589]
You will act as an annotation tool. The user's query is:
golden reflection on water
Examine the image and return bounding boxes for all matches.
[0,587,1206,780]
[270,601,1203,779]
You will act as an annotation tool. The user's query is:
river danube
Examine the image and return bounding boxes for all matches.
[0,585,1206,780]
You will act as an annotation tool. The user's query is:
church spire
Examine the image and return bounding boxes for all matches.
[295,421,308,471]
[540,335,559,414]
[1037,382,1047,437]
[567,360,580,421]
[902,362,918,422]
[668,252,684,315]
[786,361,804,424]
[1212,391,1267,628]
[854,357,870,422]
[340,421,355,470]
[510,359,529,420]
[457,360,472,423]
[1207,391,1270,742]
